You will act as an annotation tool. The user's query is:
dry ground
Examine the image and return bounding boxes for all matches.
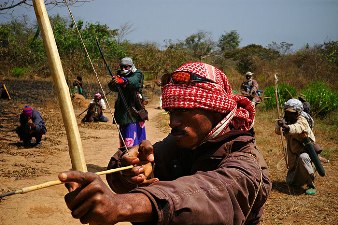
[0,78,337,225]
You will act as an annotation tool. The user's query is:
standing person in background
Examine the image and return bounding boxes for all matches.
[298,95,311,115]
[16,105,47,147]
[72,76,84,96]
[240,71,262,105]
[108,57,147,148]
[82,92,108,123]
[59,62,271,225]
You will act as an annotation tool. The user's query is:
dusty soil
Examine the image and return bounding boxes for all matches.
[0,78,337,225]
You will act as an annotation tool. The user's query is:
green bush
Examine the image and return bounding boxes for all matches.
[11,67,26,77]
[263,83,297,111]
[301,82,338,117]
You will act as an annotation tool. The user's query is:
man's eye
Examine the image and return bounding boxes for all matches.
[179,109,188,113]
[167,109,189,114]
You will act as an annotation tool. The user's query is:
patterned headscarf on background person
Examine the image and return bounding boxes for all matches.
[22,105,33,117]
[120,57,137,73]
[284,98,303,113]
[161,62,255,142]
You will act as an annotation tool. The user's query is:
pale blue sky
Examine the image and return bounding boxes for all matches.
[2,0,338,50]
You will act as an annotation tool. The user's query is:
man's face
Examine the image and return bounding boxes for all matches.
[246,75,252,80]
[166,108,216,149]
[284,111,299,124]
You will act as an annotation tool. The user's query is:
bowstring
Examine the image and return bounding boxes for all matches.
[64,0,129,153]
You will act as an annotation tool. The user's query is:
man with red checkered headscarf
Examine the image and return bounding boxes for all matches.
[59,62,271,225]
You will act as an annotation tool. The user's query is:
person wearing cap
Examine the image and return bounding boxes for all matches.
[82,92,108,122]
[108,57,147,148]
[275,98,319,195]
[59,62,271,225]
[240,71,261,105]
[16,105,47,147]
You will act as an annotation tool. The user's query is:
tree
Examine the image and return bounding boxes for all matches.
[267,41,293,55]
[218,30,240,52]
[183,31,214,60]
[232,44,280,73]
[116,22,135,44]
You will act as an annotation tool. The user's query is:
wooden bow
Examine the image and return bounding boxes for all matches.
[33,0,87,172]
[274,73,288,169]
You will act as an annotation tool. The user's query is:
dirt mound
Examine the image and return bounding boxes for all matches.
[71,93,89,108]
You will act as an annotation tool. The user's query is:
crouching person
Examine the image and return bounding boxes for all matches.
[16,105,47,147]
[276,98,320,195]
[59,62,271,225]
[82,93,108,123]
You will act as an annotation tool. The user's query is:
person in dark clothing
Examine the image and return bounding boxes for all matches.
[16,105,47,147]
[108,57,147,148]
[298,95,311,115]
[59,62,271,225]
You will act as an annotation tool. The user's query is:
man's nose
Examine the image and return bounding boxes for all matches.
[169,114,181,128]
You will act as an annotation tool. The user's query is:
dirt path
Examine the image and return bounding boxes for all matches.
[0,85,167,225]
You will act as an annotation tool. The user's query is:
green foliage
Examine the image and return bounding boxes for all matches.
[301,82,338,117]
[319,41,338,66]
[263,83,297,111]
[11,67,26,77]
[183,31,214,60]
[0,14,337,104]
[224,44,279,74]
[218,30,240,52]
[0,25,10,47]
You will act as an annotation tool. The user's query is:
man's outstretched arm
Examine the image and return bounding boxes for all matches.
[59,171,155,224]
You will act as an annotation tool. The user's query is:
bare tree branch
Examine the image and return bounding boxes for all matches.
[0,1,28,11]
[117,22,135,43]
[0,0,92,11]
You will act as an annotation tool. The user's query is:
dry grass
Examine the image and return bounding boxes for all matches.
[254,104,338,225]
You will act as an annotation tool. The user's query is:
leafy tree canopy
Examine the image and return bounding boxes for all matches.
[218,30,240,52]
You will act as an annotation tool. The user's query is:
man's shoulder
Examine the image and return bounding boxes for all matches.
[133,70,143,76]
[154,135,176,147]
[216,131,256,153]
[32,109,41,115]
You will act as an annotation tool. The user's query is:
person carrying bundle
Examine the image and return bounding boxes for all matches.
[275,98,325,195]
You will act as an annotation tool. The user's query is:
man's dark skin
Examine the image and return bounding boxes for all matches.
[277,111,299,133]
[59,108,225,224]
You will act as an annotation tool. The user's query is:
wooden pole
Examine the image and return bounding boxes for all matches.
[33,0,87,172]
[274,74,288,168]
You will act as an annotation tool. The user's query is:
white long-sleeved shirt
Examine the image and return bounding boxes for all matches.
[90,99,106,110]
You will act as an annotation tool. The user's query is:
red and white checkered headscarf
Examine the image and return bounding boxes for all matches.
[162,62,255,140]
